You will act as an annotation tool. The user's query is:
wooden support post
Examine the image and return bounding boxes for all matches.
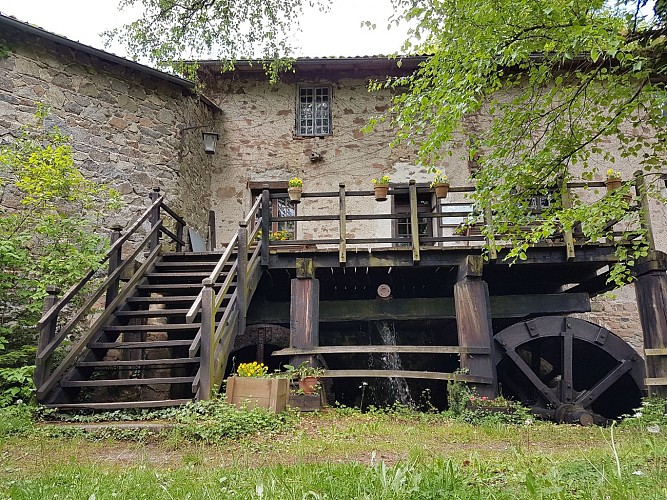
[207,210,217,251]
[148,187,161,251]
[237,221,248,337]
[35,285,60,390]
[561,186,576,261]
[634,170,656,251]
[290,258,320,369]
[634,251,667,396]
[261,188,270,266]
[339,183,347,265]
[199,278,215,400]
[408,180,420,263]
[453,255,498,397]
[105,224,123,308]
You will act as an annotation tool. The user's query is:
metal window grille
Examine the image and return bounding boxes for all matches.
[298,86,331,136]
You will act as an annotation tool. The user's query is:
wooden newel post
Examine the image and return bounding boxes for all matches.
[408,180,420,263]
[208,210,217,251]
[199,278,215,400]
[453,255,498,397]
[106,224,123,307]
[339,183,347,265]
[237,221,248,337]
[35,285,60,389]
[290,258,320,370]
[148,187,161,251]
[261,188,270,266]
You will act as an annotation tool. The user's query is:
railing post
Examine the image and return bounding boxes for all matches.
[34,285,60,390]
[148,187,161,251]
[105,224,123,307]
[483,206,498,261]
[339,183,347,265]
[199,278,215,400]
[560,185,576,261]
[237,221,248,337]
[408,180,420,263]
[208,210,217,251]
[261,188,270,266]
[175,221,184,253]
[634,170,656,251]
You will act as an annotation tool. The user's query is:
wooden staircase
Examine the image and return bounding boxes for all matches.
[34,193,263,410]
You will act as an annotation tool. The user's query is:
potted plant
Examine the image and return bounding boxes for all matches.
[372,175,391,201]
[430,170,450,198]
[288,177,303,203]
[605,169,622,193]
[225,361,289,413]
[283,361,325,395]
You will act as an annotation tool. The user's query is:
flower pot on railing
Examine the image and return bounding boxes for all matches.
[288,177,303,203]
[288,186,302,203]
[374,185,389,201]
[432,182,450,199]
[372,176,391,202]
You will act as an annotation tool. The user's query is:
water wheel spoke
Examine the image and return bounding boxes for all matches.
[503,345,561,406]
[574,359,633,407]
[561,330,574,403]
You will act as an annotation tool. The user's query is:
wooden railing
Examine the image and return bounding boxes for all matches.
[257,176,654,264]
[189,197,264,399]
[34,188,194,401]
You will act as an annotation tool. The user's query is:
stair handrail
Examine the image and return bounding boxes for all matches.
[185,197,263,323]
[34,189,196,399]
[194,196,264,399]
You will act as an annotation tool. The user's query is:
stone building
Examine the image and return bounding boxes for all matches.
[2,13,666,413]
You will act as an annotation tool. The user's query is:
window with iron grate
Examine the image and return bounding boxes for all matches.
[296,85,331,136]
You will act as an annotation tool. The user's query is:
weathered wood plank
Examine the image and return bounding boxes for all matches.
[61,376,195,387]
[76,358,200,368]
[272,346,490,356]
[247,293,591,324]
[322,369,492,383]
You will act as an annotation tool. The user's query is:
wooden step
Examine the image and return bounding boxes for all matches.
[116,309,192,318]
[146,272,219,279]
[155,261,230,269]
[125,295,199,304]
[102,324,201,333]
[89,340,193,349]
[76,357,200,368]
[61,376,195,387]
[116,307,230,319]
[136,283,236,292]
[42,399,193,410]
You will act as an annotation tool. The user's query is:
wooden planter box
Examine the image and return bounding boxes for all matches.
[225,377,289,413]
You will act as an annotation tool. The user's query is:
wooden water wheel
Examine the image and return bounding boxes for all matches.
[495,316,645,425]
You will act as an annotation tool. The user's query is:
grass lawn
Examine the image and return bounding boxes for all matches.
[0,402,665,499]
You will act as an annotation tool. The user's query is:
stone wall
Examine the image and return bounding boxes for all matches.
[0,25,217,238]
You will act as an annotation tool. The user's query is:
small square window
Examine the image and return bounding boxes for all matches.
[296,85,331,136]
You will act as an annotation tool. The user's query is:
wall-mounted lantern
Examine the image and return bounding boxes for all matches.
[202,132,219,155]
